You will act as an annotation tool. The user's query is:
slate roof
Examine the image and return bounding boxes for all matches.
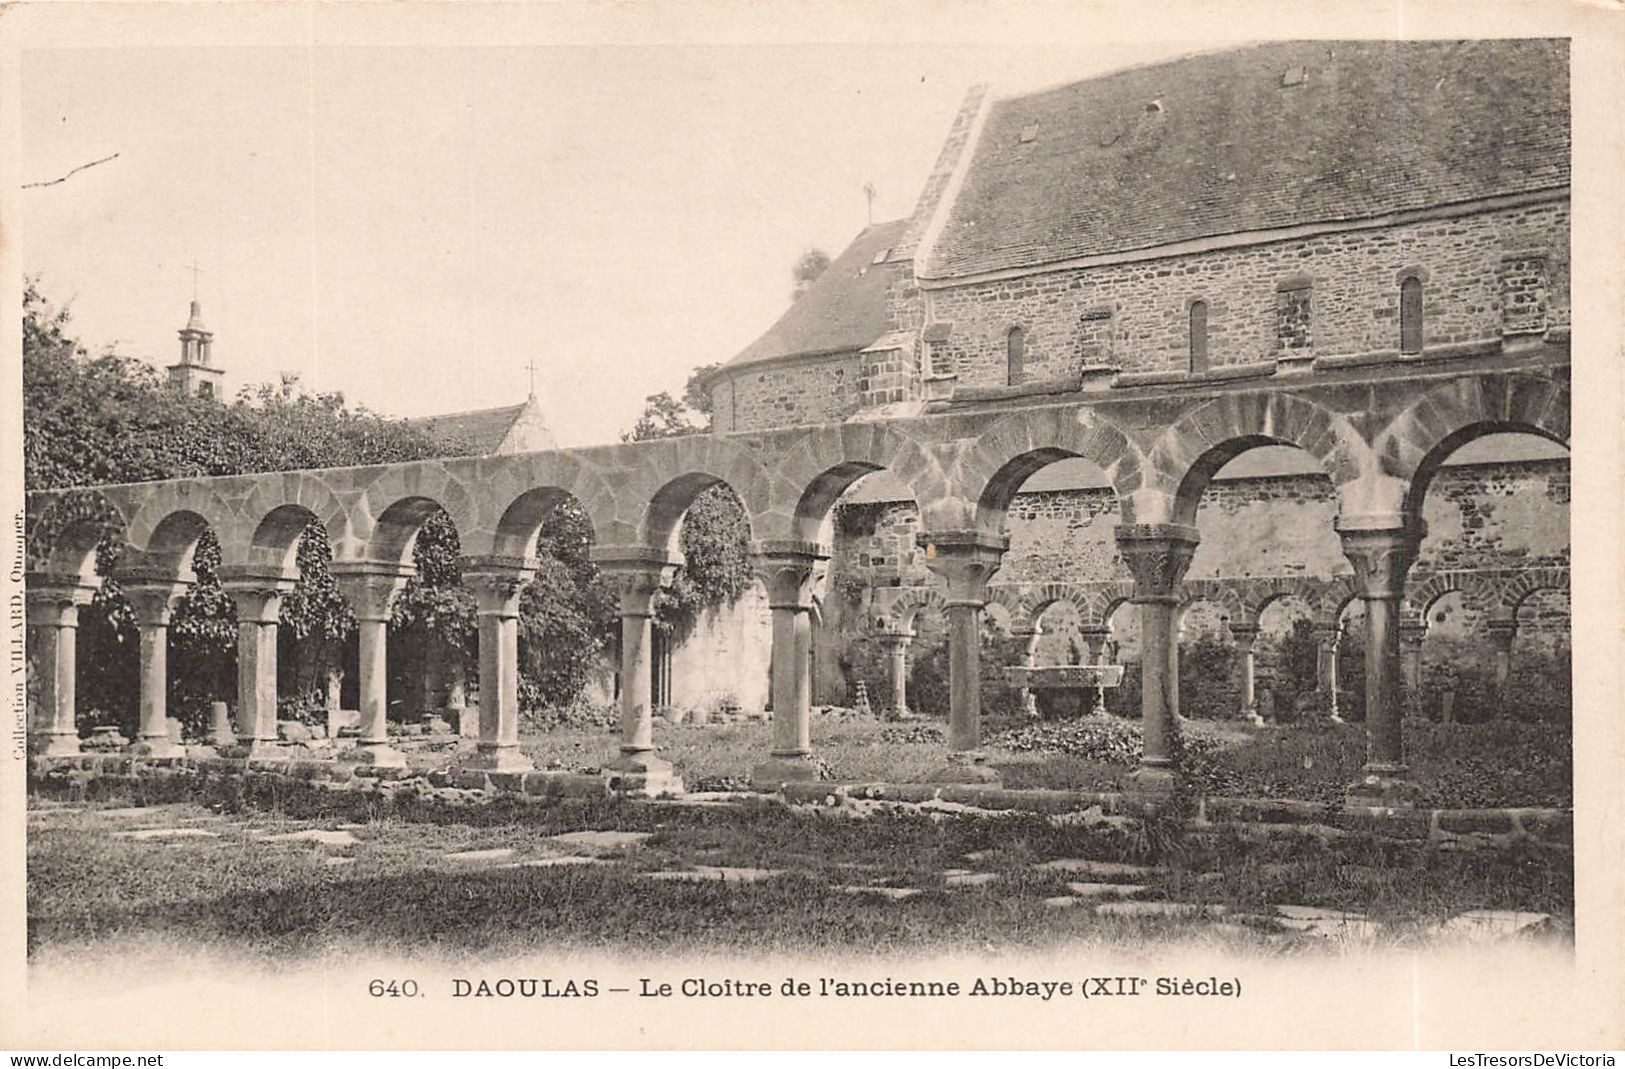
[722,219,910,371]
[926,39,1570,279]
[404,402,529,455]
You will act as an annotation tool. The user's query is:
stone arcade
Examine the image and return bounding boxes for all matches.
[22,39,1571,805]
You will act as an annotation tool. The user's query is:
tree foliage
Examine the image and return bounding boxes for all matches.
[792,247,832,301]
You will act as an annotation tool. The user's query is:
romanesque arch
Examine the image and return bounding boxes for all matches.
[1143,392,1360,526]
[761,422,937,545]
[221,472,352,571]
[457,451,619,559]
[955,405,1139,534]
[349,463,482,565]
[26,488,130,581]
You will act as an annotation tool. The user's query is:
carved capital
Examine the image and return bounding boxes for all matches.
[459,555,537,617]
[1229,622,1259,649]
[1486,616,1519,649]
[1335,523,1419,600]
[1114,523,1200,602]
[331,560,417,621]
[218,565,298,623]
[24,574,97,627]
[593,549,680,617]
[878,629,914,646]
[121,581,191,628]
[751,543,828,611]
[916,530,1007,606]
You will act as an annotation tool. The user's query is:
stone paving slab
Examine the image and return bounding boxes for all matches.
[1434,910,1553,940]
[1037,859,1159,880]
[1043,896,1083,909]
[1270,905,1381,940]
[264,829,360,847]
[945,872,999,888]
[323,857,356,867]
[1066,882,1151,900]
[110,828,220,841]
[546,830,654,854]
[645,866,781,883]
[444,848,516,862]
[503,856,613,869]
[840,886,923,901]
[1094,901,1226,919]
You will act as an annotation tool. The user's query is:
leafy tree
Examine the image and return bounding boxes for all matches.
[792,247,832,301]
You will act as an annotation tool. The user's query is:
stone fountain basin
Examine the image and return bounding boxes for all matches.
[1004,665,1124,688]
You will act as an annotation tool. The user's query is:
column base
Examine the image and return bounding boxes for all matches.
[459,745,534,773]
[341,743,408,769]
[1344,767,1420,809]
[605,753,684,797]
[752,755,820,791]
[1126,762,1182,797]
[926,751,1001,785]
[29,732,82,758]
[128,737,187,759]
[891,708,916,721]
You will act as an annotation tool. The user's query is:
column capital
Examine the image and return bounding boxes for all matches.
[915,530,1007,606]
[1399,619,1428,645]
[218,566,298,623]
[1229,621,1260,647]
[1334,522,1421,600]
[460,554,538,618]
[878,628,915,645]
[331,560,417,621]
[1113,523,1200,603]
[592,547,680,617]
[25,574,97,625]
[750,541,829,610]
[121,579,192,627]
[1486,615,1519,645]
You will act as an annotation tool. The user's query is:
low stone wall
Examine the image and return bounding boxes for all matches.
[29,754,1571,858]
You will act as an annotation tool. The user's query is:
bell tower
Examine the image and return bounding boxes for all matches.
[167,298,224,399]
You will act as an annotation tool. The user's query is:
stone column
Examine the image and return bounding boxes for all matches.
[1082,624,1112,716]
[1231,622,1263,726]
[1315,623,1343,723]
[1487,616,1517,690]
[749,542,827,788]
[1399,620,1426,716]
[220,569,297,756]
[1114,523,1200,794]
[1337,517,1423,806]
[881,629,913,719]
[917,531,1007,784]
[332,561,416,768]
[122,576,192,758]
[592,546,681,794]
[25,577,97,757]
[459,555,536,773]
[1011,625,1041,719]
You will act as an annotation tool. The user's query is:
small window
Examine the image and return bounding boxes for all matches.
[1399,276,1424,354]
[197,380,214,399]
[1188,300,1209,373]
[1006,326,1026,386]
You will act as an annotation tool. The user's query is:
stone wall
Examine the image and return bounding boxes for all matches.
[922,201,1569,385]
[710,353,863,433]
[666,455,1568,711]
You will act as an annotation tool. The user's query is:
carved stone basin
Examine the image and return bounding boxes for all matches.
[1004,665,1124,689]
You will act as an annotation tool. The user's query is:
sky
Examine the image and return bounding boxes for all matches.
[19,36,1203,447]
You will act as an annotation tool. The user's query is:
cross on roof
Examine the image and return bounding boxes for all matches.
[187,259,203,300]
[524,357,539,398]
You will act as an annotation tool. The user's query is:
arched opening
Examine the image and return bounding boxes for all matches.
[1256,593,1317,721]
[1006,326,1027,386]
[1410,428,1570,728]
[1399,275,1424,354]
[1176,597,1237,720]
[1188,300,1209,374]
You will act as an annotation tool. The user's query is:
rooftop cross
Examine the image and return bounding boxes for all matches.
[186,259,203,301]
[524,357,539,399]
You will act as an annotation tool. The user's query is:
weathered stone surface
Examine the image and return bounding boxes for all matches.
[1036,858,1159,880]
[840,886,923,901]
[110,828,220,840]
[1094,901,1225,919]
[944,872,999,888]
[265,829,359,847]
[277,721,314,744]
[1065,882,1151,899]
[1435,910,1554,940]
[646,866,781,883]
[546,830,654,854]
[444,848,516,862]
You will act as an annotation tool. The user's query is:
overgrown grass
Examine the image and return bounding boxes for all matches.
[496,714,1571,808]
[27,782,1572,961]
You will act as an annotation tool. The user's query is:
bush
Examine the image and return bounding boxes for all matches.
[987,717,1144,765]
[1178,634,1239,719]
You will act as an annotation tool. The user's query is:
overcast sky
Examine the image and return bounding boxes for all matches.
[19,37,1205,446]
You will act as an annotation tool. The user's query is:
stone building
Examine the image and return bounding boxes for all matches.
[166,300,225,399]
[698,38,1570,714]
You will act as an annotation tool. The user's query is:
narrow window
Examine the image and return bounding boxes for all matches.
[1400,276,1424,354]
[1006,326,1026,386]
[1188,300,1209,373]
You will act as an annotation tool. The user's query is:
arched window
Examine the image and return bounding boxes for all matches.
[1006,326,1026,386]
[1399,276,1424,354]
[1188,300,1209,373]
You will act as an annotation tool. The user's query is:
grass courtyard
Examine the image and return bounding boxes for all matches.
[26,712,1573,962]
